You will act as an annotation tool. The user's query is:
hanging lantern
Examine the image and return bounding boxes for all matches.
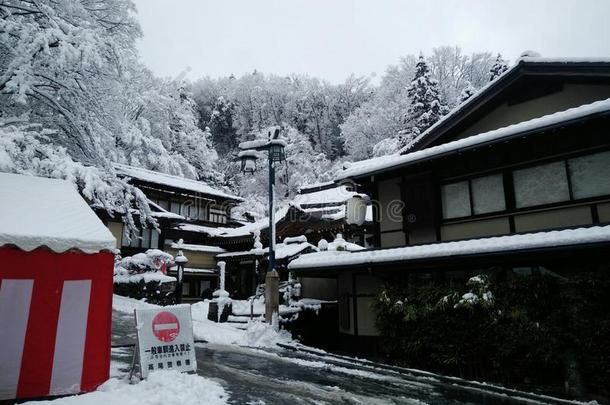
[238,150,258,174]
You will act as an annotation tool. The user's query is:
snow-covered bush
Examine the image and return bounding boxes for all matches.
[373,269,610,396]
[113,250,176,305]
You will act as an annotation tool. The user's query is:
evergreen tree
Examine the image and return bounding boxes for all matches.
[208,96,238,156]
[400,54,444,148]
[489,54,509,81]
[458,81,476,104]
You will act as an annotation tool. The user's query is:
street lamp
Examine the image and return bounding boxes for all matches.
[238,128,286,325]
[238,150,259,174]
[174,239,188,304]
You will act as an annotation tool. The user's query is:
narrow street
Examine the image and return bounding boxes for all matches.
[111,310,573,404]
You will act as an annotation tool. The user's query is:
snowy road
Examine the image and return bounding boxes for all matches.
[111,309,572,404]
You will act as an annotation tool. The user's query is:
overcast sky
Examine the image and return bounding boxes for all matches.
[132,0,610,83]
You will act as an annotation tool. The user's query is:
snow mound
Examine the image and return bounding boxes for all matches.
[112,294,159,314]
[239,320,294,348]
[26,371,228,405]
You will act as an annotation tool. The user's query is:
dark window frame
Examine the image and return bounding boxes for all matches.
[439,146,610,225]
[440,171,507,220]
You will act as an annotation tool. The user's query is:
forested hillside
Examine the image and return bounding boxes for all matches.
[0,0,509,221]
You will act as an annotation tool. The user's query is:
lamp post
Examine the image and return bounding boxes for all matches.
[174,239,188,304]
[238,128,286,325]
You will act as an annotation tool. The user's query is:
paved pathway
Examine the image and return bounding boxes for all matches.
[111,310,568,405]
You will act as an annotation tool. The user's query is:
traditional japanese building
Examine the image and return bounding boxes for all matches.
[98,163,244,301]
[179,182,371,299]
[289,57,610,351]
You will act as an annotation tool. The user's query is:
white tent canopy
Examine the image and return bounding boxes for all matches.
[0,172,116,253]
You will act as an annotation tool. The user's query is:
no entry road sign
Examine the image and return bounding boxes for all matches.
[152,311,180,342]
[134,305,196,378]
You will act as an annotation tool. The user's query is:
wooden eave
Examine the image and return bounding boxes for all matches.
[411,61,610,152]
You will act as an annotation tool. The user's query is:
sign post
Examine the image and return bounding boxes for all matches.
[133,305,196,378]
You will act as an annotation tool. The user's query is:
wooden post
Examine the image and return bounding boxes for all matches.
[265,270,279,326]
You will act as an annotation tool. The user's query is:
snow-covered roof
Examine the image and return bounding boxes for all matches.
[292,185,369,208]
[168,267,217,275]
[518,57,610,64]
[217,240,316,260]
[337,97,610,180]
[0,172,116,253]
[146,200,185,220]
[300,206,346,222]
[114,163,243,202]
[289,225,610,271]
[298,181,335,193]
[175,206,290,238]
[402,57,610,153]
[239,138,287,150]
[167,242,226,254]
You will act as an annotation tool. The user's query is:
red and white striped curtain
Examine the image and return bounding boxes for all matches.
[0,248,113,400]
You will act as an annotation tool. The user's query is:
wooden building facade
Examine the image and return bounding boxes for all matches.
[289,58,610,351]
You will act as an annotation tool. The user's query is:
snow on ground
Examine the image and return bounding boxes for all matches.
[25,370,228,405]
[112,294,159,313]
[113,295,294,348]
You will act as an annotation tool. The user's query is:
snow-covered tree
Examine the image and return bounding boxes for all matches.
[208,96,238,156]
[458,81,477,104]
[0,0,222,230]
[0,120,152,232]
[489,54,509,81]
[428,46,494,107]
[400,54,445,148]
[233,126,332,216]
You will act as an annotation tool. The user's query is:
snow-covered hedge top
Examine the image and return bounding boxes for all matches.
[119,249,173,272]
[337,97,610,180]
[0,172,116,253]
[289,225,610,270]
[114,163,243,202]
[114,249,176,283]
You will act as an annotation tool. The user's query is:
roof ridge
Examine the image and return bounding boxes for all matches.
[338,97,610,180]
[113,162,243,201]
[401,57,610,154]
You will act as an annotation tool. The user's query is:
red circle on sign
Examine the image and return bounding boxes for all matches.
[152,311,180,342]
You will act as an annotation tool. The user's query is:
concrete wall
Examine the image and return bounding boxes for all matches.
[299,277,337,301]
[458,84,610,140]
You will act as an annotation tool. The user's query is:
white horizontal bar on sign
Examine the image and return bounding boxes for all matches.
[154,323,178,331]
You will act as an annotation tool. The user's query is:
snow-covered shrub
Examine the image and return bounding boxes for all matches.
[373,269,610,397]
[113,250,176,305]
[453,274,494,309]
